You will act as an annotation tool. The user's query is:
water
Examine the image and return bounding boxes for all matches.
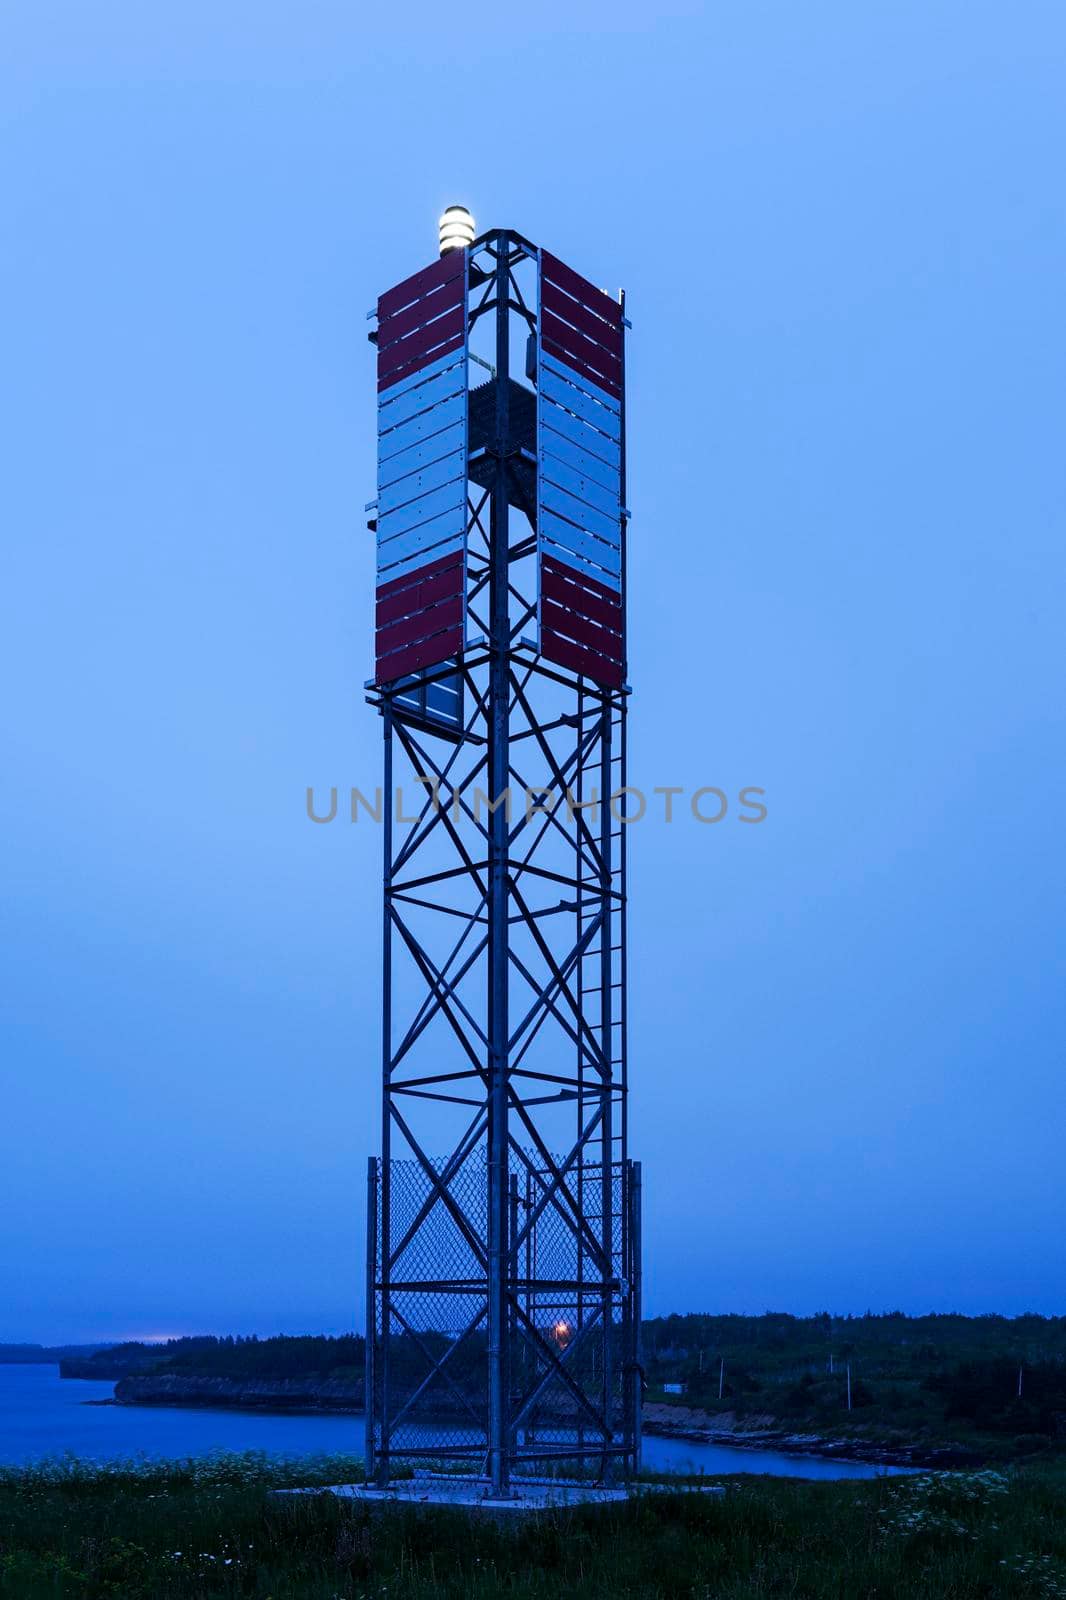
[0,1365,908,1480]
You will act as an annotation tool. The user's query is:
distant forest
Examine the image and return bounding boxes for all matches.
[0,1343,108,1364]
[642,1312,1066,1450]
[59,1334,363,1382]
[646,1310,1066,1374]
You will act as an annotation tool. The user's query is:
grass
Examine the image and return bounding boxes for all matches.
[1,1453,1066,1597]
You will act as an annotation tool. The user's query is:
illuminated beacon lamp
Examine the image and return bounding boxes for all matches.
[438,205,475,256]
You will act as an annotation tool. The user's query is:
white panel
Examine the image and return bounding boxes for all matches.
[541,481,621,545]
[378,421,465,487]
[540,451,619,519]
[539,424,620,492]
[377,480,466,543]
[540,510,622,581]
[378,393,466,464]
[378,450,465,516]
[378,505,467,568]
[540,398,622,472]
[379,359,466,433]
[540,350,622,419]
[539,370,621,447]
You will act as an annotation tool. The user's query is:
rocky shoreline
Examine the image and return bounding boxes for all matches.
[640,1403,982,1469]
[112,1374,366,1413]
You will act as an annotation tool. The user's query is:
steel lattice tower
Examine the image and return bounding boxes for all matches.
[364,222,639,1493]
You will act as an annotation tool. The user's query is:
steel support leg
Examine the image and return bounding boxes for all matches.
[486,234,512,1496]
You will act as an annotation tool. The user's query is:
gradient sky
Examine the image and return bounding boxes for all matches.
[2,1,1064,1344]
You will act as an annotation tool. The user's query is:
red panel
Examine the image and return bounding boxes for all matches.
[377,547,463,603]
[541,342,622,403]
[541,555,622,632]
[542,597,622,661]
[542,311,622,390]
[376,562,463,628]
[378,278,464,353]
[378,251,463,321]
[376,593,463,657]
[540,626,624,689]
[376,579,457,633]
[541,338,622,403]
[378,304,466,385]
[542,280,622,360]
[541,251,621,329]
[376,627,463,685]
[377,333,466,395]
[541,595,614,649]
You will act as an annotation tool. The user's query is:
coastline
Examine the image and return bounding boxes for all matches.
[110,1374,366,1415]
[89,1378,980,1469]
[640,1404,981,1469]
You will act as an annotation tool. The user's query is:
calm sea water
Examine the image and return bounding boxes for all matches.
[0,1365,907,1480]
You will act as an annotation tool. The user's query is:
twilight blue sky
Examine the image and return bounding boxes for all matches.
[1,1,1064,1343]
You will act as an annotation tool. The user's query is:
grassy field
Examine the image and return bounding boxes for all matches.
[2,1454,1066,1598]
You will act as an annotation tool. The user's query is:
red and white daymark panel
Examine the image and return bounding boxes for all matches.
[374,253,469,686]
[536,250,625,690]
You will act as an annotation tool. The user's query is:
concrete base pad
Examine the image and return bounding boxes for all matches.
[274,1473,723,1516]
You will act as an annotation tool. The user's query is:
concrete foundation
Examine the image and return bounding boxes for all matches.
[273,1472,723,1517]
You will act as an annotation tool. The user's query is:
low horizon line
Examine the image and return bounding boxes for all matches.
[7,1305,1066,1350]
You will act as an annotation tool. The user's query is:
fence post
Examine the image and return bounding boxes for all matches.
[631,1160,643,1470]
[364,1156,378,1483]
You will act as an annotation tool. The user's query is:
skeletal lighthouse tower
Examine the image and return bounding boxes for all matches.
[364,210,640,1493]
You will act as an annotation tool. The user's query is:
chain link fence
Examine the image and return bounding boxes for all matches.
[367,1147,639,1477]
